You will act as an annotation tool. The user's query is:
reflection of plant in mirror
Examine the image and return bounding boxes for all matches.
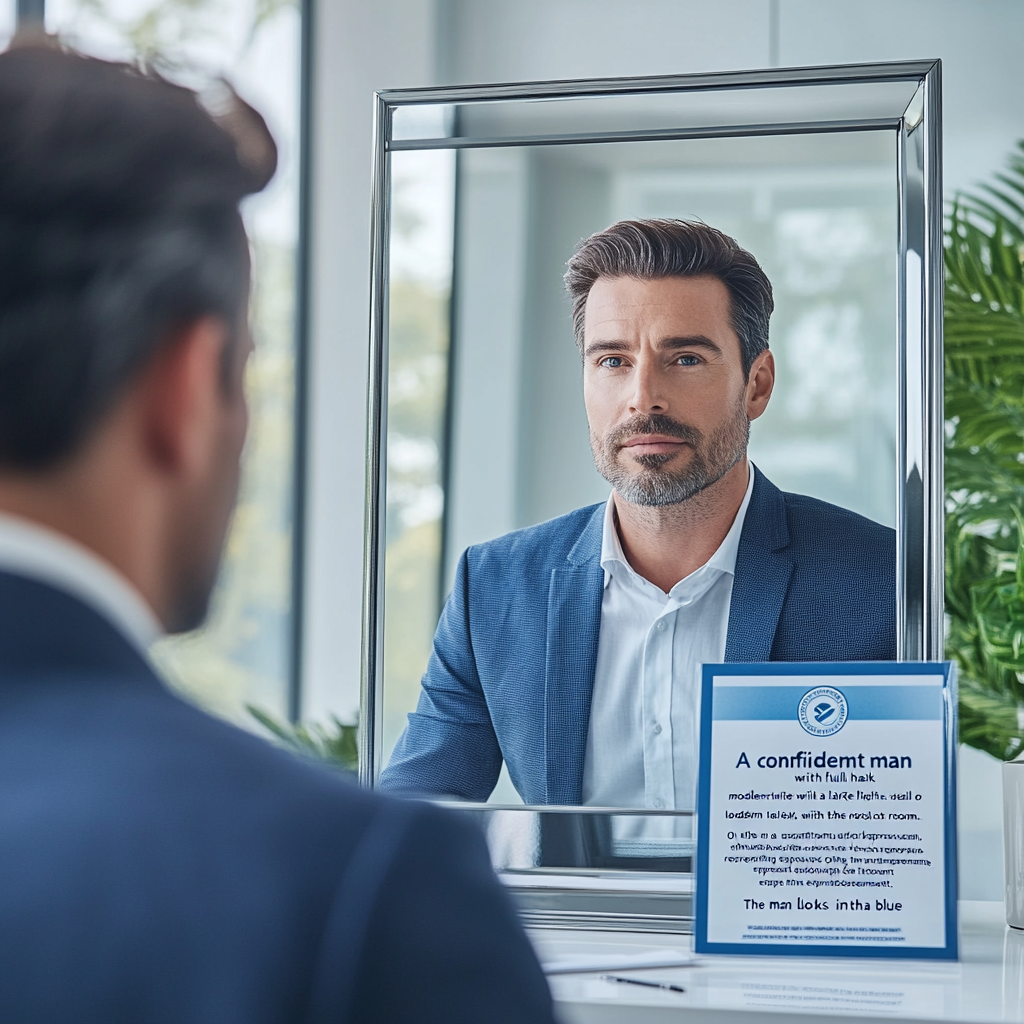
[945,140,1024,760]
[247,706,358,773]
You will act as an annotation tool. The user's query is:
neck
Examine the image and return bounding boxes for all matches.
[612,458,750,593]
[0,434,169,628]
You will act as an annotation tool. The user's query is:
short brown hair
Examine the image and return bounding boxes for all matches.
[564,218,774,378]
[0,45,275,469]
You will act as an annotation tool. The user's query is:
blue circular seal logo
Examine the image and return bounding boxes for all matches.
[797,686,848,737]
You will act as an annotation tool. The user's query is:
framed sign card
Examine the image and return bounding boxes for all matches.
[695,662,957,959]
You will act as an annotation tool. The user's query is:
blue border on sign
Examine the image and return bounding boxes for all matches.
[694,661,958,960]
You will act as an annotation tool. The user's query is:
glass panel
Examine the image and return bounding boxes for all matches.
[460,806,695,872]
[47,0,303,726]
[380,128,899,804]
[446,131,897,582]
[381,149,456,764]
[0,1,14,48]
[457,806,693,931]
[391,79,921,145]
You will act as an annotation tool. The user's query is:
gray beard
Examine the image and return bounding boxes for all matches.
[591,410,749,508]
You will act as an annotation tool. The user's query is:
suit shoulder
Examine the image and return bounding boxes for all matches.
[464,503,603,566]
[782,490,895,538]
[154,695,501,872]
[781,491,895,561]
[0,670,436,892]
[122,685,382,821]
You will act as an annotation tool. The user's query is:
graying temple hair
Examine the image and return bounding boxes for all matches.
[563,218,774,378]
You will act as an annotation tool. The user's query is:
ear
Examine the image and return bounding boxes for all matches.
[141,317,230,475]
[745,349,775,422]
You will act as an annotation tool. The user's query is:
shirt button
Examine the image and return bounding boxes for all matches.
[656,621,666,632]
[653,798,665,809]
[653,723,663,735]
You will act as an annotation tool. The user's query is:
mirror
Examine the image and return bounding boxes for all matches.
[452,805,694,931]
[361,62,942,927]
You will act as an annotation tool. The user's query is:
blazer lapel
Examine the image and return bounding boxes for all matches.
[725,470,795,662]
[544,505,604,805]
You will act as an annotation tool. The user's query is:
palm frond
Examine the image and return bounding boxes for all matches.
[247,706,359,773]
[945,139,1024,760]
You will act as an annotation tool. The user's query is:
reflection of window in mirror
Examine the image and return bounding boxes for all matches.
[381,132,898,807]
[609,137,896,532]
[382,151,455,763]
[444,133,895,584]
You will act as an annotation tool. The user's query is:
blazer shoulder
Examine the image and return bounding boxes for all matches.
[464,503,604,570]
[781,490,895,563]
[89,681,382,830]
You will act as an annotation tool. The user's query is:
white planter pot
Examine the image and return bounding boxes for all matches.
[1003,760,1024,928]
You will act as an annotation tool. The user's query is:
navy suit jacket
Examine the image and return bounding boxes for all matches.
[0,571,554,1024]
[381,470,896,805]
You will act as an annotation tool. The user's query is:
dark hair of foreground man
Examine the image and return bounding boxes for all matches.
[0,44,554,1024]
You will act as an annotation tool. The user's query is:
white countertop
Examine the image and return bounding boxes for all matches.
[533,902,1023,1024]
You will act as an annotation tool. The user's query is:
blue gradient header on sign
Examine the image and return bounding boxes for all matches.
[711,685,942,721]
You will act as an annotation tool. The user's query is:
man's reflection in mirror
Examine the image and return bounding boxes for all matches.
[380,219,895,815]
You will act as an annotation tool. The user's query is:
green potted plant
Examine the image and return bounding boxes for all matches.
[247,706,359,774]
[945,141,1024,759]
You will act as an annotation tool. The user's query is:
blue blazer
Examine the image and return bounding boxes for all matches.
[0,571,554,1024]
[381,470,896,805]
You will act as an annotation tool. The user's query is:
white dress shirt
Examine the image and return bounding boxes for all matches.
[0,512,162,654]
[581,466,756,813]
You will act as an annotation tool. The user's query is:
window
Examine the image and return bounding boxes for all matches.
[45,0,304,727]
[0,1,13,46]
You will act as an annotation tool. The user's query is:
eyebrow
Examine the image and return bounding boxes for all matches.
[583,335,724,358]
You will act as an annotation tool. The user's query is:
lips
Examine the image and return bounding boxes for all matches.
[620,435,689,456]
[604,415,702,458]
[621,434,686,448]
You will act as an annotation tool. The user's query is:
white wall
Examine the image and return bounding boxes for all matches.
[436,0,772,83]
[305,0,1022,895]
[436,0,1024,197]
[778,0,1024,194]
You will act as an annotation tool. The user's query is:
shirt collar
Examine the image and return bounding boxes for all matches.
[0,512,163,655]
[600,464,757,591]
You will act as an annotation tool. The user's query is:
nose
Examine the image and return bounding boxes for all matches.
[628,354,668,415]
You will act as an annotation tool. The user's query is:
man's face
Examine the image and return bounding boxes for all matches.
[582,274,773,507]
[165,317,252,634]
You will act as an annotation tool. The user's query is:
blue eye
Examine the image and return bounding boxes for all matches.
[678,354,700,366]
[600,356,624,368]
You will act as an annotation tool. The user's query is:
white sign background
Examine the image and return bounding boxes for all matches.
[696,667,955,959]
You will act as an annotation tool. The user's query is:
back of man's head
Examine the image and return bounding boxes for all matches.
[0,44,276,470]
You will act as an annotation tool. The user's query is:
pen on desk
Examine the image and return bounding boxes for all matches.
[600,974,685,993]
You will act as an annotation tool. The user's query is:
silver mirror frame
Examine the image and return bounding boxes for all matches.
[360,63,944,880]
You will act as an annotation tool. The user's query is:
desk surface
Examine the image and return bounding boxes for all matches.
[533,902,1023,1024]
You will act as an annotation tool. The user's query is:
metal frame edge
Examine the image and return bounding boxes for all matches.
[359,92,391,787]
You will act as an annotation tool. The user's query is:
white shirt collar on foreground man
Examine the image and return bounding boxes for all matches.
[0,512,163,655]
